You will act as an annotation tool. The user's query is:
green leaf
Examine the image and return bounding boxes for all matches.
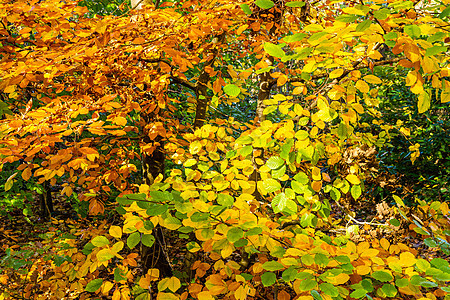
[319,282,339,297]
[361,279,374,292]
[141,234,155,247]
[388,1,413,10]
[284,33,306,43]
[255,0,275,9]
[91,236,110,247]
[285,1,305,7]
[301,254,314,266]
[389,218,400,226]
[282,267,298,282]
[427,32,446,43]
[308,32,327,42]
[404,25,421,38]
[395,278,409,287]
[186,241,200,252]
[356,19,371,32]
[301,213,317,228]
[425,46,447,57]
[272,192,288,213]
[227,227,244,243]
[264,42,285,58]
[262,261,285,271]
[373,8,391,20]
[299,279,317,291]
[372,270,393,282]
[330,188,341,201]
[266,156,284,169]
[293,172,309,184]
[337,122,348,139]
[261,178,281,193]
[415,259,430,272]
[146,204,168,216]
[439,6,450,18]
[314,253,329,267]
[85,279,103,292]
[127,232,140,249]
[223,84,241,97]
[430,257,449,269]
[114,267,127,282]
[240,4,252,15]
[239,145,253,157]
[381,283,397,297]
[350,289,367,299]
[256,66,275,74]
[53,255,72,267]
[424,238,437,248]
[245,227,262,237]
[217,193,234,207]
[261,272,277,287]
[336,14,359,23]
[351,185,362,200]
[311,289,322,300]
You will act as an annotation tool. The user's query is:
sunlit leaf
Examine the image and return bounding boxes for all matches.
[255,0,274,9]
[85,279,103,292]
[223,84,241,97]
[264,42,286,58]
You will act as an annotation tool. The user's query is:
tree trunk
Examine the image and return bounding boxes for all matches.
[40,180,53,220]
[193,32,226,129]
[140,112,173,278]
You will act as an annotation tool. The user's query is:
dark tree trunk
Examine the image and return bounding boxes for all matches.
[40,181,53,220]
[140,112,173,278]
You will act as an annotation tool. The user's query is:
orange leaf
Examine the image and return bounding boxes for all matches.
[22,168,32,181]
[113,116,127,126]
[89,199,104,215]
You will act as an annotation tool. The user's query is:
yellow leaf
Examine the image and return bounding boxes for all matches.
[355,80,369,93]
[352,103,364,114]
[189,140,202,155]
[418,90,430,113]
[5,172,17,191]
[399,127,410,136]
[329,69,344,79]
[332,273,350,285]
[360,248,379,258]
[196,291,214,300]
[356,265,371,275]
[221,243,234,258]
[405,71,417,87]
[363,75,382,84]
[422,56,439,74]
[156,292,179,300]
[112,241,124,253]
[380,238,390,251]
[234,285,248,300]
[441,82,450,103]
[113,116,127,126]
[399,252,416,267]
[101,281,114,294]
[158,277,181,293]
[346,174,360,185]
[109,226,122,239]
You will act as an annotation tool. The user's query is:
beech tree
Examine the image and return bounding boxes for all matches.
[0,0,449,299]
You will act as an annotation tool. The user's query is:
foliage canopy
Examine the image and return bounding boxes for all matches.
[0,0,449,299]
